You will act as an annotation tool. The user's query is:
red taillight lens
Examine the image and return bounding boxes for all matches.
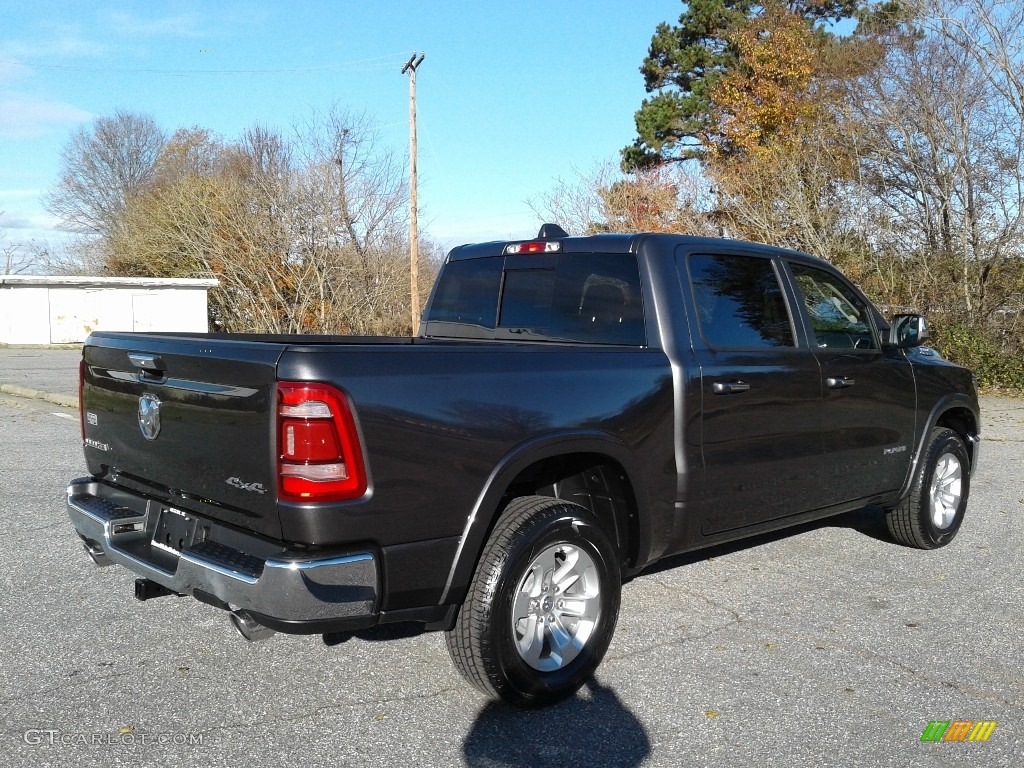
[281,419,341,462]
[277,383,367,502]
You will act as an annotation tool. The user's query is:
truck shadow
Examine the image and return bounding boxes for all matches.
[322,628,650,765]
[322,622,427,645]
[461,680,650,768]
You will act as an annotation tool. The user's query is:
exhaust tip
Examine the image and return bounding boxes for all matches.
[82,540,112,567]
[229,610,276,642]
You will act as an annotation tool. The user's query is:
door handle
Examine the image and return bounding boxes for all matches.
[712,381,751,395]
[826,376,855,389]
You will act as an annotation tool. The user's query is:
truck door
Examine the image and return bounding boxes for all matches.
[785,260,916,503]
[678,250,824,535]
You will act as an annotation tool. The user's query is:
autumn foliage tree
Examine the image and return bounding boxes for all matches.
[622,0,864,170]
[706,4,822,158]
[590,0,1023,387]
[701,3,881,268]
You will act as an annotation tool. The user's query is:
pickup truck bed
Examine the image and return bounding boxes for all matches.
[71,332,674,627]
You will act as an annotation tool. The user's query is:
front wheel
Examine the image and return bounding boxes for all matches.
[886,427,971,549]
[446,495,621,707]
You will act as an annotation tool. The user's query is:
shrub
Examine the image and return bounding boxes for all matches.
[932,321,1024,392]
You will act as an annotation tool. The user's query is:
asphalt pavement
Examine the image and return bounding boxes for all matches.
[0,345,81,406]
[0,345,1022,767]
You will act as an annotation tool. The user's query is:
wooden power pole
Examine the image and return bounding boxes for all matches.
[402,52,425,333]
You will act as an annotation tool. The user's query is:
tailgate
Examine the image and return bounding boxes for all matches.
[81,333,286,539]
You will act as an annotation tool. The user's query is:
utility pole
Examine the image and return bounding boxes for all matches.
[402,51,425,333]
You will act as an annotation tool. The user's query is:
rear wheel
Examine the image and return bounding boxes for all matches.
[446,495,621,707]
[886,427,970,549]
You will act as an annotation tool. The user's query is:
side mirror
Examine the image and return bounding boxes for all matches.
[889,314,930,348]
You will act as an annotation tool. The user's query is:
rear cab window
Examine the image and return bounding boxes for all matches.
[685,252,796,349]
[424,252,646,346]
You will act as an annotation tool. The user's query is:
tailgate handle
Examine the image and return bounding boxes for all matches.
[128,353,166,373]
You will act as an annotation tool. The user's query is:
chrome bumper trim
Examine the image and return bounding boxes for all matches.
[66,478,379,623]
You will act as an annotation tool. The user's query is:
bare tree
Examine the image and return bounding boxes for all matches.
[1,214,43,275]
[294,108,408,258]
[98,109,421,336]
[154,127,224,182]
[33,237,107,276]
[3,241,28,275]
[44,111,166,239]
[851,5,1024,320]
[286,107,414,334]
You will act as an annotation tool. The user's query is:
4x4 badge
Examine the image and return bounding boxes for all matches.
[138,393,162,441]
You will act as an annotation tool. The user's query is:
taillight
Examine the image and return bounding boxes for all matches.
[276,382,367,502]
[79,359,86,441]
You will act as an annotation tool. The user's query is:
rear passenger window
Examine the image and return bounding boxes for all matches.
[687,253,794,348]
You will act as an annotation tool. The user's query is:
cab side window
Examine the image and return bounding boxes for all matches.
[687,253,795,349]
[790,263,878,350]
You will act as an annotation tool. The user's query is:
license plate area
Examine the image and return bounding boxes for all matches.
[152,507,201,556]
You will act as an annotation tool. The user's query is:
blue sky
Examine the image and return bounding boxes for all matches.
[0,1,679,260]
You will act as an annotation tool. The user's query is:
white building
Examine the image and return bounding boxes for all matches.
[0,275,218,345]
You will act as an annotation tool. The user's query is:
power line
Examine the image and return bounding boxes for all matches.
[0,53,410,76]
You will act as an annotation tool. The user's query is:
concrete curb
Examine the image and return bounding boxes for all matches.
[0,384,78,409]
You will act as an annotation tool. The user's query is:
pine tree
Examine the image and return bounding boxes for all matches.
[622,0,863,170]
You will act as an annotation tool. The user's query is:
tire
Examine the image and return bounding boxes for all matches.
[446,495,621,708]
[886,427,971,549]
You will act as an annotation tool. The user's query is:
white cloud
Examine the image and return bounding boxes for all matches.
[0,206,69,247]
[0,188,42,201]
[0,210,37,230]
[0,96,92,139]
[0,32,111,60]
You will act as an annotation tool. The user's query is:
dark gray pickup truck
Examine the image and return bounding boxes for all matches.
[67,226,980,707]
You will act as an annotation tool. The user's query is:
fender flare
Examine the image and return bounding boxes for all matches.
[899,392,981,501]
[437,430,649,607]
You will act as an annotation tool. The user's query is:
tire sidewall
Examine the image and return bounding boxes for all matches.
[485,510,621,707]
[918,429,970,547]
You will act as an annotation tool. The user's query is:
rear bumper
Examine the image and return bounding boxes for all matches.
[66,477,379,631]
